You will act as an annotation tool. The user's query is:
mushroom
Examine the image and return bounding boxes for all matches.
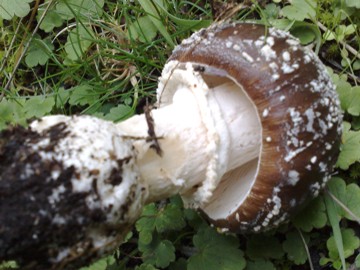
[164,23,342,232]
[0,23,342,269]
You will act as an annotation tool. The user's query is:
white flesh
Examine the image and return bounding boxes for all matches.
[201,82,261,220]
[202,158,259,220]
[117,62,262,209]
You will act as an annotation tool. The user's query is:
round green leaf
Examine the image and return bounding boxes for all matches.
[291,196,327,232]
[327,228,360,260]
[0,0,33,20]
[188,227,246,270]
[282,231,309,265]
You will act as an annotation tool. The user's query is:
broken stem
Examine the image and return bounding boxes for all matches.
[116,64,261,205]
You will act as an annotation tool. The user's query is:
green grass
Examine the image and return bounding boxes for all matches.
[0,0,360,269]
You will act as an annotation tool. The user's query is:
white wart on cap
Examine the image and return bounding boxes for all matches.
[162,23,342,232]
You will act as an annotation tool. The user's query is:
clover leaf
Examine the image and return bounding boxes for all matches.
[281,0,316,21]
[136,202,186,235]
[327,228,360,261]
[246,259,276,270]
[291,196,327,232]
[327,177,360,221]
[64,24,94,62]
[56,0,104,20]
[188,227,246,270]
[138,232,176,268]
[24,96,55,118]
[0,0,33,20]
[68,84,100,107]
[282,231,310,265]
[25,37,54,68]
[337,122,360,170]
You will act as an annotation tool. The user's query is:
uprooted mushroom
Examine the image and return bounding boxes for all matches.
[0,23,342,269]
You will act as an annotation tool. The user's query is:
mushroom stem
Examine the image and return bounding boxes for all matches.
[0,63,261,269]
[117,63,262,205]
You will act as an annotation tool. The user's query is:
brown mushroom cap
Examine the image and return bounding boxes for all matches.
[167,23,342,232]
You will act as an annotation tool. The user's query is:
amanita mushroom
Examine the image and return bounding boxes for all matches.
[0,23,342,269]
[165,23,343,232]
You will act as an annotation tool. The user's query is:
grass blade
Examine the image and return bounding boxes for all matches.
[324,191,346,270]
[138,0,175,47]
[153,2,211,30]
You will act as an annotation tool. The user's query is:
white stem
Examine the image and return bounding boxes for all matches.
[117,63,261,206]
[117,86,211,203]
